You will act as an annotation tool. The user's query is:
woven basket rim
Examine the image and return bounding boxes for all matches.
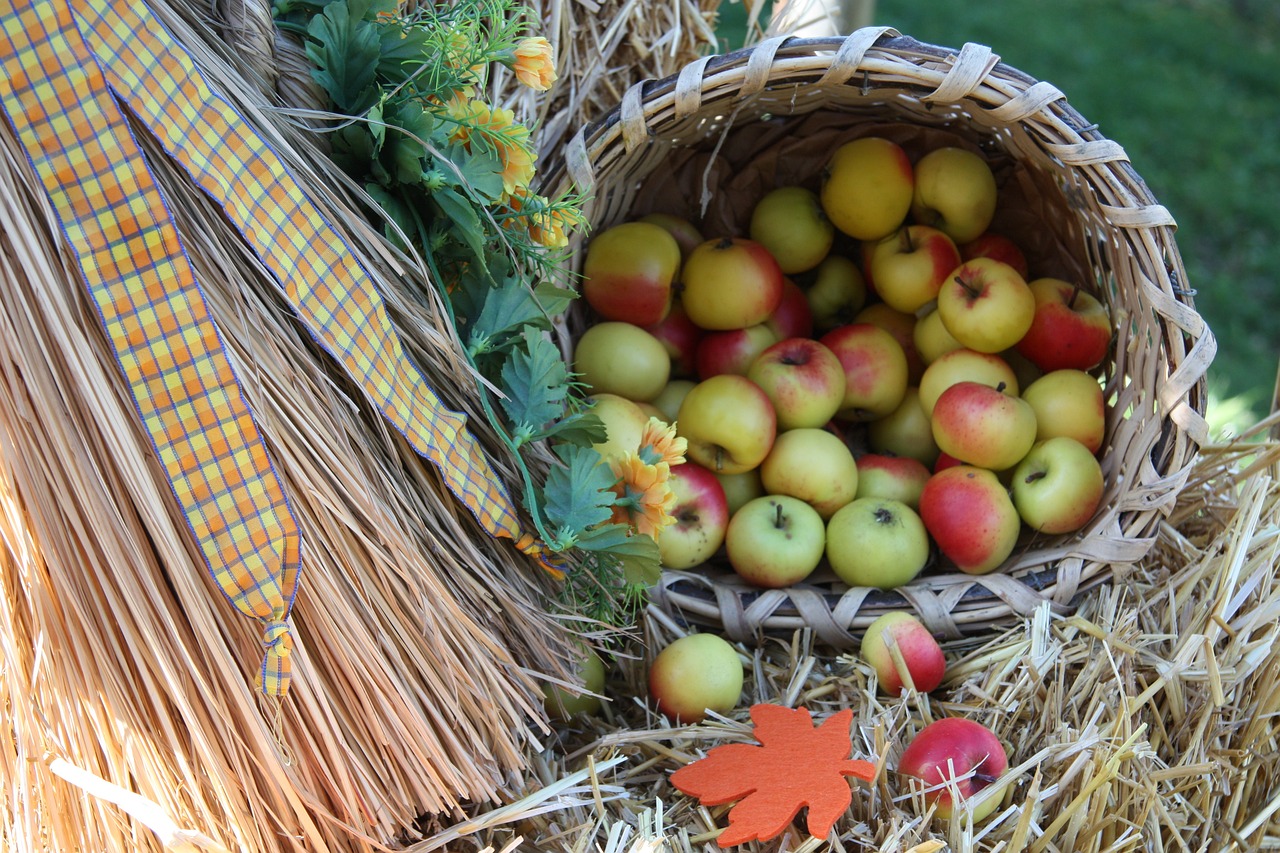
[548,26,1216,645]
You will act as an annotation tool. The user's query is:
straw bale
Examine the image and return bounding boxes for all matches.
[0,2,589,850]
[425,424,1280,851]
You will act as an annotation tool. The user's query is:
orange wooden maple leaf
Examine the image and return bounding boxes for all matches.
[670,704,876,847]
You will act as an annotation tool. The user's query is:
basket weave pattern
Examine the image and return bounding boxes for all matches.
[550,28,1216,643]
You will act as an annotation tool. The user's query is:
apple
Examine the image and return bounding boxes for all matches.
[638,212,705,259]
[910,147,998,244]
[543,646,607,719]
[644,300,705,378]
[677,375,777,475]
[651,379,696,424]
[854,302,925,384]
[1015,277,1113,372]
[898,717,1009,821]
[659,461,731,569]
[649,633,744,723]
[573,321,671,402]
[868,225,962,314]
[918,348,1020,418]
[919,465,1021,575]
[1021,369,1106,454]
[860,611,946,694]
[913,307,964,366]
[854,453,931,509]
[695,323,779,379]
[805,254,867,333]
[749,185,835,274]
[725,495,827,588]
[1011,437,1105,534]
[937,258,1035,354]
[759,427,859,519]
[588,392,650,461]
[930,381,1038,472]
[582,221,680,325]
[681,237,784,330]
[825,498,930,590]
[716,468,765,516]
[820,136,915,241]
[765,277,815,340]
[933,451,963,473]
[820,323,909,422]
[746,338,846,431]
[867,387,941,469]
[960,231,1029,280]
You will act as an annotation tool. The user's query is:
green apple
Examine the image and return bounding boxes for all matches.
[759,427,859,519]
[913,307,964,366]
[750,186,834,274]
[1021,369,1106,454]
[715,469,765,516]
[649,633,744,723]
[638,212,705,259]
[543,646,607,719]
[651,379,697,424]
[1011,436,1105,533]
[867,387,940,469]
[574,321,670,402]
[825,498,930,590]
[804,254,867,333]
[725,495,827,588]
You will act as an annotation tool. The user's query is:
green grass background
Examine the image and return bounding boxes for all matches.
[716,0,1280,433]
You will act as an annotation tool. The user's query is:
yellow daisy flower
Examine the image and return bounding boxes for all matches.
[609,453,677,540]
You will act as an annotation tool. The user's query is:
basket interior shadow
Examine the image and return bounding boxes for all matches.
[547,28,1215,644]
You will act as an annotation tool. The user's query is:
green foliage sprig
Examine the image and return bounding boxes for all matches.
[274,0,661,621]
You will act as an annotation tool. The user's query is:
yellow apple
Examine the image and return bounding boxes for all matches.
[759,427,859,519]
[1021,369,1106,454]
[749,186,835,274]
[820,137,915,241]
[910,147,998,244]
[573,321,671,402]
[676,374,777,475]
[681,237,784,330]
[937,258,1035,354]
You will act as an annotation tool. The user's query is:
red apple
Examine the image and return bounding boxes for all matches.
[854,453,931,509]
[649,633,744,723]
[695,323,779,379]
[868,225,962,314]
[582,221,680,325]
[919,466,1021,575]
[644,300,705,378]
[930,381,1037,472]
[820,323,909,422]
[960,232,1029,280]
[765,277,815,340]
[681,237,784,330]
[677,375,777,475]
[1015,278,1112,372]
[918,348,1020,418]
[860,611,946,694]
[659,462,731,569]
[746,338,846,431]
[937,258,1035,354]
[898,717,1009,821]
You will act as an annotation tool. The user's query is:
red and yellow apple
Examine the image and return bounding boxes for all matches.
[649,633,744,723]
[677,375,777,475]
[919,465,1021,575]
[854,302,926,384]
[582,221,680,325]
[868,224,962,314]
[746,338,846,431]
[918,348,1020,418]
[930,381,1037,472]
[659,461,731,569]
[588,392,650,461]
[1015,277,1112,372]
[644,300,705,378]
[638,212,705,259]
[960,231,1029,280]
[820,323,910,422]
[898,717,1009,821]
[681,237,784,330]
[765,277,816,341]
[861,611,946,694]
[937,258,1035,354]
[854,453,932,509]
[695,323,779,379]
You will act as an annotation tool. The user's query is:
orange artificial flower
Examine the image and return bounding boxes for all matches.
[608,453,677,540]
[510,37,557,91]
[447,98,536,196]
[503,188,585,248]
[637,417,687,469]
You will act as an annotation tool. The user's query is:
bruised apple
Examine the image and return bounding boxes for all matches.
[660,462,731,569]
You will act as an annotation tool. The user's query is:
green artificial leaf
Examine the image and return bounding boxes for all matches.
[532,281,577,319]
[543,444,616,537]
[538,409,606,447]
[331,122,379,177]
[500,328,569,438]
[470,278,551,348]
[374,16,434,83]
[432,187,489,275]
[306,0,382,114]
[365,184,421,251]
[441,142,506,203]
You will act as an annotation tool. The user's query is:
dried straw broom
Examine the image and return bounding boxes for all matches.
[0,4,588,851]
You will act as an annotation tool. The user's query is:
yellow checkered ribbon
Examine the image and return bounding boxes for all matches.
[0,0,300,694]
[75,0,562,577]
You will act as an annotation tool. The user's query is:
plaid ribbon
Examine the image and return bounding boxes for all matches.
[75,0,562,576]
[0,0,300,694]
[1,0,561,694]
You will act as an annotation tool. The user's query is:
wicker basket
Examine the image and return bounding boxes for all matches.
[547,28,1216,645]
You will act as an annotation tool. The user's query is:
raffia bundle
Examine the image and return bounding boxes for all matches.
[0,1,588,850]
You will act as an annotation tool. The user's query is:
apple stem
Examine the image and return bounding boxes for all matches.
[774,502,785,528]
[995,381,1007,394]
[899,226,914,254]
[1024,470,1047,484]
[953,272,982,299]
[1068,281,1083,309]
[715,447,725,472]
[715,237,735,250]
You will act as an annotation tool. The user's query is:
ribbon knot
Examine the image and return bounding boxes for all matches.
[257,619,294,696]
[515,532,566,579]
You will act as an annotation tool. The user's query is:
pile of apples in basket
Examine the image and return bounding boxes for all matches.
[574,136,1112,594]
